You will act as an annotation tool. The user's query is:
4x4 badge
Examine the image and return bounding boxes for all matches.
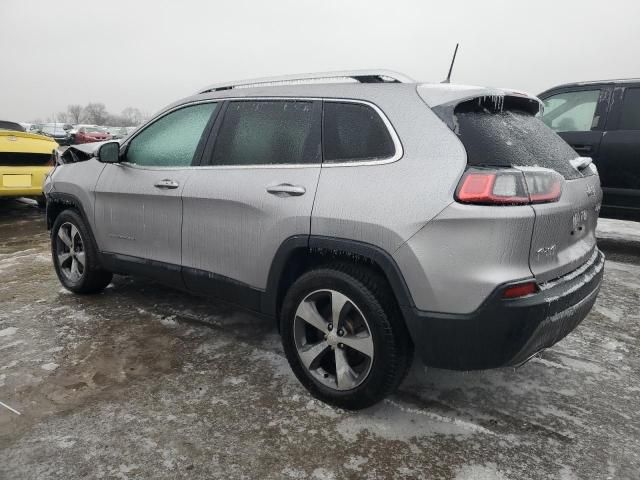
[586,185,596,198]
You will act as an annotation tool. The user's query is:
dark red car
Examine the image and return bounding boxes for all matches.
[72,126,112,144]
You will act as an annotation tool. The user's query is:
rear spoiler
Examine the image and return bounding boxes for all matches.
[429,94,543,133]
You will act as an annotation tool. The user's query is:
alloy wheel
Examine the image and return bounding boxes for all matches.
[293,289,374,391]
[55,222,86,282]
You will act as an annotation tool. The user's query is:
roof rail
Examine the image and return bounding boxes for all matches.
[196,70,414,94]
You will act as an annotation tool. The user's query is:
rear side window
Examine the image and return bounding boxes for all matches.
[619,88,640,130]
[210,101,320,166]
[453,97,581,180]
[541,90,600,132]
[126,103,217,167]
[323,102,395,162]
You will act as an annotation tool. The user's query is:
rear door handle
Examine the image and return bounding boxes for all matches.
[154,179,179,189]
[266,183,306,196]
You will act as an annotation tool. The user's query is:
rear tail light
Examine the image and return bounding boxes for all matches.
[503,281,538,299]
[456,168,563,205]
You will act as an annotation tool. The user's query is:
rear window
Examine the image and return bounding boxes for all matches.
[0,121,25,132]
[323,102,395,162]
[452,97,581,180]
[619,87,640,130]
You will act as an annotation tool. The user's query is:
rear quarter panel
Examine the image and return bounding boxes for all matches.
[311,86,466,253]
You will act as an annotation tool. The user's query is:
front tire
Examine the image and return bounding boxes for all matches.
[280,265,412,410]
[51,209,112,294]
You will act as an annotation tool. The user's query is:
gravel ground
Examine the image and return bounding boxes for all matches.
[1,199,639,480]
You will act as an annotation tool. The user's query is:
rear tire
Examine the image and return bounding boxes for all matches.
[280,264,413,410]
[51,209,112,294]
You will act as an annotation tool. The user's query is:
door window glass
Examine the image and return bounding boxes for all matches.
[323,102,395,162]
[126,103,217,166]
[211,101,320,166]
[619,88,640,130]
[541,90,600,132]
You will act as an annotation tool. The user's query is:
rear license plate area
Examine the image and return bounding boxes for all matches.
[2,174,32,187]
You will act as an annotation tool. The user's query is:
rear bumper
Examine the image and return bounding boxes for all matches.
[402,249,605,370]
[0,166,51,197]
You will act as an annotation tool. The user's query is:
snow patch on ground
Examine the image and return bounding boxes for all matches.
[454,463,508,480]
[0,327,18,337]
[597,218,640,242]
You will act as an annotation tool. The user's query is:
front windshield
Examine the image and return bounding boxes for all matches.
[85,127,102,133]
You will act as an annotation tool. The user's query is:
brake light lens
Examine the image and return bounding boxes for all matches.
[503,281,538,299]
[456,168,563,205]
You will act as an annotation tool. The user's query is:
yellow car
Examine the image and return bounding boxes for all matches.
[0,121,58,206]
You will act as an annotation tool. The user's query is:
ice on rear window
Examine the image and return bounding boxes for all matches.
[448,96,582,180]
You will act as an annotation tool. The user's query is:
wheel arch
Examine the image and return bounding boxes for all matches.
[263,235,416,322]
[46,192,90,231]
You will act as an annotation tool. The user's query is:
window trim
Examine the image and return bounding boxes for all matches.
[119,97,403,170]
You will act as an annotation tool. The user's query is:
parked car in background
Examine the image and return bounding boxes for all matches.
[539,79,640,220]
[1,120,57,206]
[39,123,72,145]
[72,125,112,144]
[45,71,604,409]
[107,127,129,140]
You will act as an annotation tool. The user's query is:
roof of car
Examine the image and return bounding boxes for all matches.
[540,78,640,95]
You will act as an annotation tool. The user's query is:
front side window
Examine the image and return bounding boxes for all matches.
[210,100,320,166]
[619,87,640,130]
[126,103,217,167]
[541,90,600,132]
[323,102,395,162]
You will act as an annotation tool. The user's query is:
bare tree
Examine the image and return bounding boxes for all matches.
[67,104,84,124]
[57,112,69,123]
[84,102,108,125]
[121,107,143,126]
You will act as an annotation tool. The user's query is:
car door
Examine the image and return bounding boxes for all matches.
[540,86,611,163]
[181,99,322,310]
[93,102,219,284]
[596,84,640,213]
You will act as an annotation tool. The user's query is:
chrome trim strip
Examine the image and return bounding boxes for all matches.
[121,97,403,170]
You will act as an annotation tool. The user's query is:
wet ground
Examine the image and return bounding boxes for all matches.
[1,199,639,480]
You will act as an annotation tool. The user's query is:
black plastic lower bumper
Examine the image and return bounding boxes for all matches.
[402,249,605,370]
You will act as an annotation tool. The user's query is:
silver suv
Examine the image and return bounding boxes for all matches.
[45,70,605,409]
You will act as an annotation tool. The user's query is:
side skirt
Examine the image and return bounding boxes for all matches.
[99,252,264,314]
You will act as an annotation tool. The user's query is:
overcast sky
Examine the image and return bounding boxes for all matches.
[1,0,639,121]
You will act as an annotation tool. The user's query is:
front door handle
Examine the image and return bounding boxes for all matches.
[573,144,593,154]
[154,179,179,189]
[266,183,306,196]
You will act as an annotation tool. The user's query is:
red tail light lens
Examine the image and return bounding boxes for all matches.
[456,169,563,205]
[503,281,538,299]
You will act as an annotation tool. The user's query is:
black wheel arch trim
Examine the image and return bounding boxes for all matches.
[262,235,416,318]
[46,192,91,231]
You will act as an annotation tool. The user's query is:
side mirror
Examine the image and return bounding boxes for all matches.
[96,141,121,163]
